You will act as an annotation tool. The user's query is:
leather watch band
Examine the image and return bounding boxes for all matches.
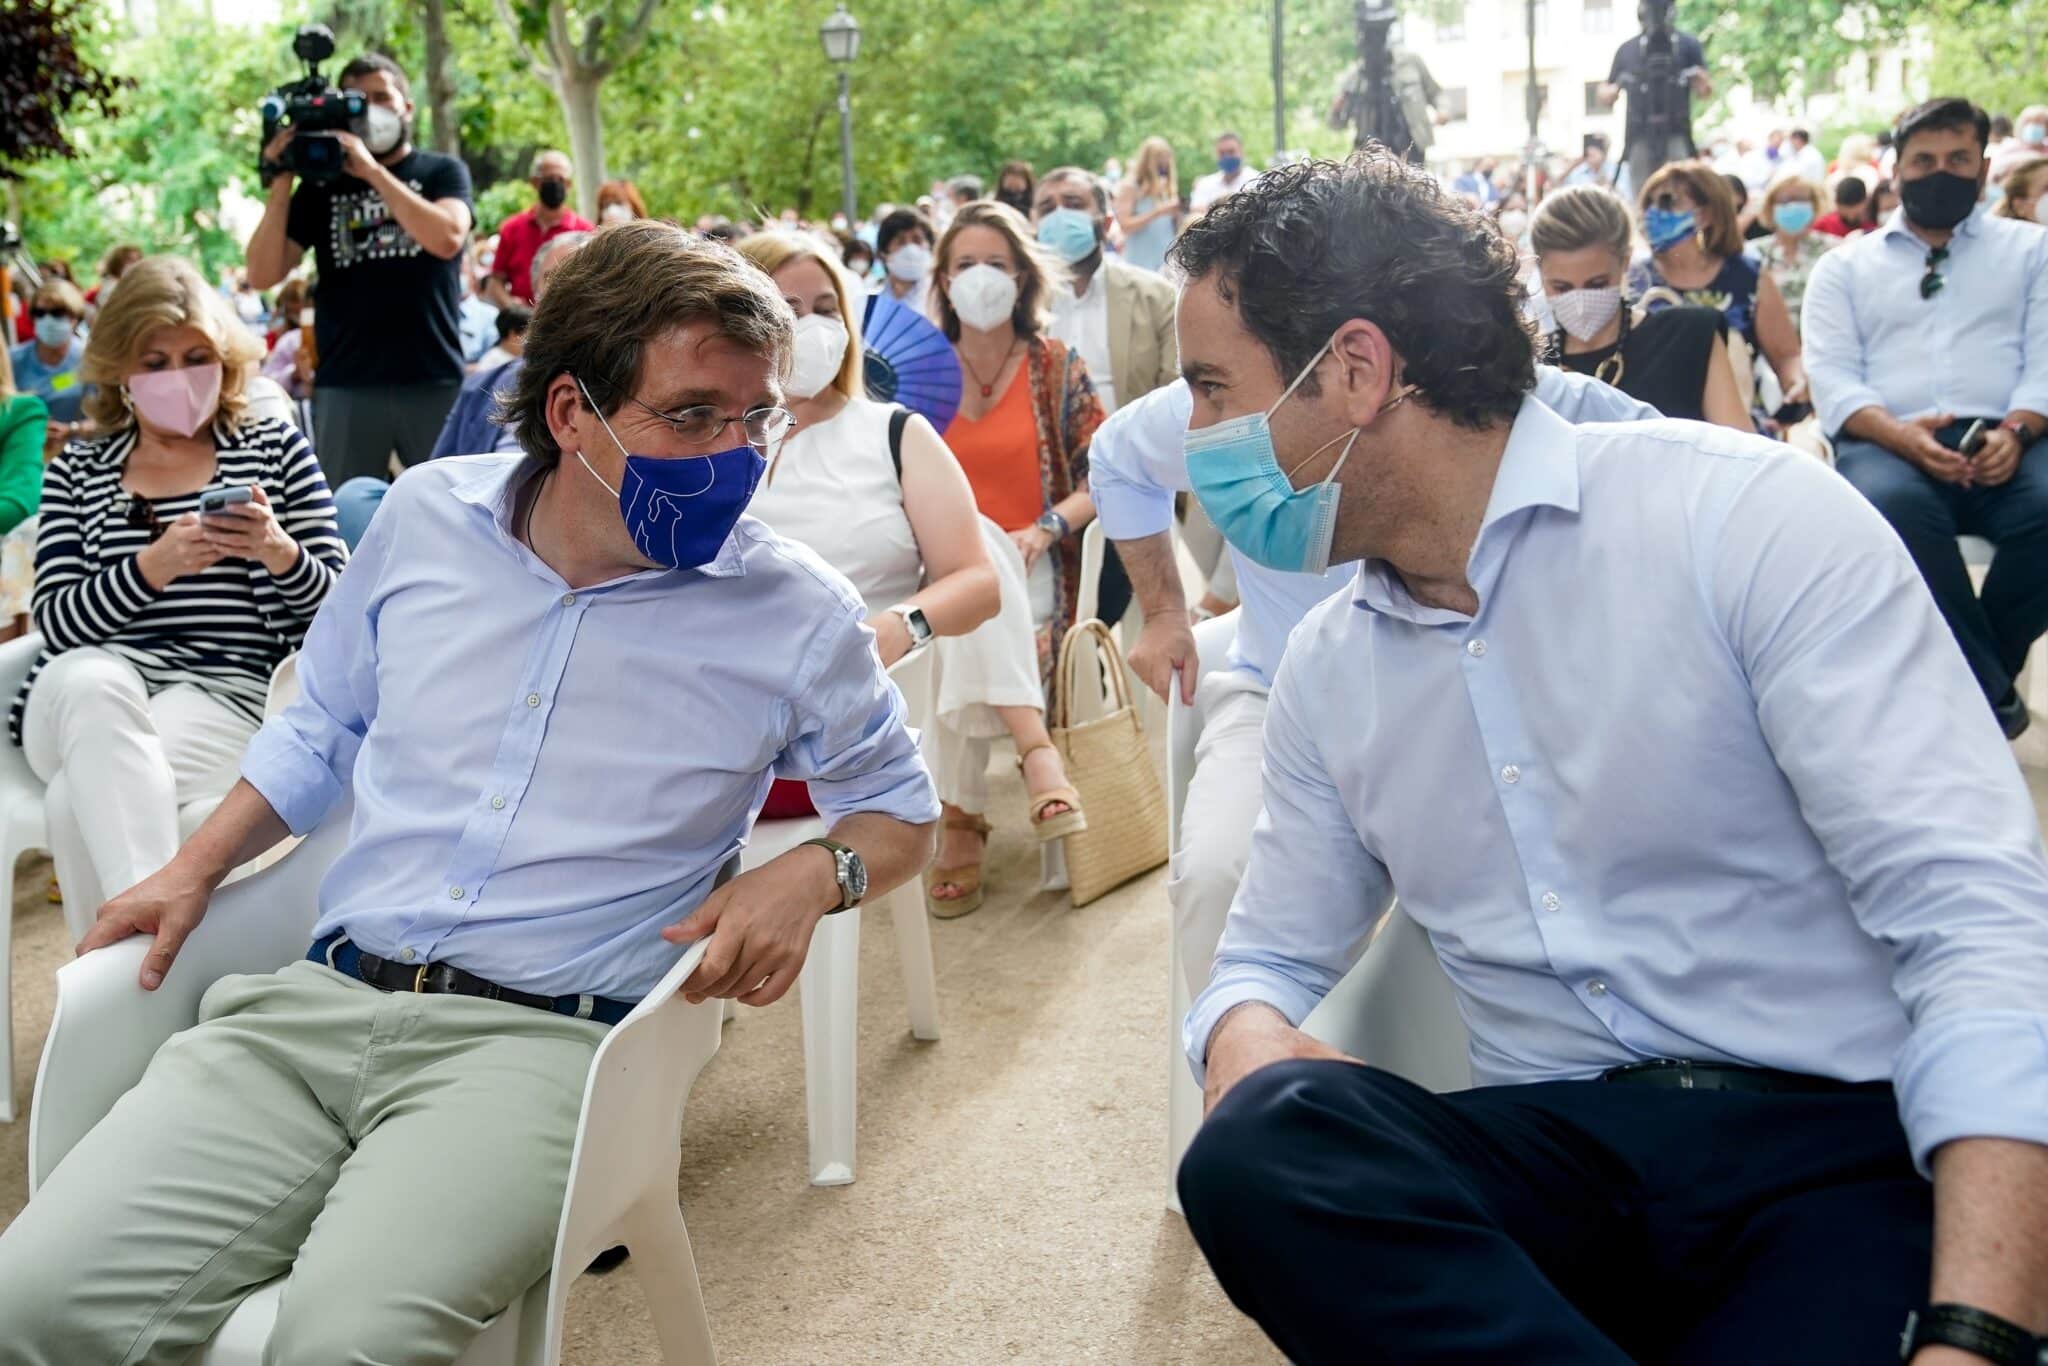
[2001,418,2040,453]
[1900,1304,2046,1365]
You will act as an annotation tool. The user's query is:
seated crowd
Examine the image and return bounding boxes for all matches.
[0,62,2044,1366]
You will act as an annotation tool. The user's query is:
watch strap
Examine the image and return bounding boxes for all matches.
[887,603,932,645]
[2002,418,2040,452]
[1037,509,1070,539]
[1901,1304,2046,1365]
[799,836,860,912]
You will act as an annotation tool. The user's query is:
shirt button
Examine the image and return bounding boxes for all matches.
[1501,764,1521,784]
[400,947,417,962]
[1466,638,1487,657]
[561,593,576,606]
[449,886,465,900]
[1586,978,1608,996]
[491,795,506,810]
[1542,891,1562,912]
[526,693,541,708]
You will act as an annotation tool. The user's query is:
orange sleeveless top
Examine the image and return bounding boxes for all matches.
[944,368,1043,532]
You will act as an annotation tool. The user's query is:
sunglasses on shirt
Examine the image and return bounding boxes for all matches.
[1920,246,1949,300]
[124,495,166,543]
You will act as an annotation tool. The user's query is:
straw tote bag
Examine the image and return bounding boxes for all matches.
[1049,618,1169,906]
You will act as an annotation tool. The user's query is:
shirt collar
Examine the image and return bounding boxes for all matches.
[448,454,750,581]
[1879,203,1986,248]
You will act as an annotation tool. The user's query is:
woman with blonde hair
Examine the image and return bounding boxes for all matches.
[1114,136,1182,272]
[10,254,346,922]
[1994,156,2048,224]
[1752,175,1833,328]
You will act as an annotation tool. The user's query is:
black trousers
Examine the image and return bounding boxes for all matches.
[1178,1060,1931,1365]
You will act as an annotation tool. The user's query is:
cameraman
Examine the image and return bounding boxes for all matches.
[1597,0,1711,195]
[245,52,474,489]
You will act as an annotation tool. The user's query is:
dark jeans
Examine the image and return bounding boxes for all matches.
[1179,1060,1930,1365]
[1835,431,2048,709]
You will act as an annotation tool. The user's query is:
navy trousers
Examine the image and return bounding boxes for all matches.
[1835,434,2048,712]
[1178,1060,1931,1365]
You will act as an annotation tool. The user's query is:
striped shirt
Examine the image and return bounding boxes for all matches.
[9,415,347,746]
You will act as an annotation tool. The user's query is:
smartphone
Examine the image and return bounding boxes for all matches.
[1960,418,1988,456]
[1772,400,1813,425]
[198,485,254,515]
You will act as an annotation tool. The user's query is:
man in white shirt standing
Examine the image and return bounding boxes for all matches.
[1785,126,1829,186]
[1189,132,1260,219]
[1170,152,2048,1366]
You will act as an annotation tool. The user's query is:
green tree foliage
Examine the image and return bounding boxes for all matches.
[0,0,128,177]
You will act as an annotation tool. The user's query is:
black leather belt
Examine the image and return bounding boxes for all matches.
[309,932,636,1026]
[1601,1058,1887,1095]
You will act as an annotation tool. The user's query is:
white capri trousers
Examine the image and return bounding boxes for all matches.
[926,520,1051,816]
[21,647,256,920]
[1169,672,1270,996]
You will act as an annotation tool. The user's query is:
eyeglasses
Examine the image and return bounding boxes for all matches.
[622,394,795,449]
[124,494,165,542]
[1921,245,1949,300]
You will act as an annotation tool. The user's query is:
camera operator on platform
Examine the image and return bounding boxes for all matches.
[1596,0,1711,196]
[245,43,474,491]
[1327,3,1447,165]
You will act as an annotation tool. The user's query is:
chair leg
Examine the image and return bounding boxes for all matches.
[1165,920,1201,1215]
[1039,840,1069,893]
[799,906,861,1186]
[626,1202,718,1366]
[0,835,15,1125]
[888,883,941,1042]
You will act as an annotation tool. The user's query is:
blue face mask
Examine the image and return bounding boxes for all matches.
[1218,154,1244,175]
[1036,207,1101,265]
[1773,201,1816,234]
[32,315,74,350]
[1185,338,1413,576]
[574,378,767,570]
[1643,205,1698,252]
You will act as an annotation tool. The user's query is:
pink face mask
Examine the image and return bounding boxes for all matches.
[126,362,222,438]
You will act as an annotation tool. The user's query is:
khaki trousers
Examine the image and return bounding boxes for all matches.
[0,960,608,1366]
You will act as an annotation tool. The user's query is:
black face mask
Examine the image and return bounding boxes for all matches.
[1900,171,1980,231]
[537,177,569,210]
[996,187,1032,213]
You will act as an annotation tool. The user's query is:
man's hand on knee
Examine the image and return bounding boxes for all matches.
[1202,1002,1360,1117]
[76,862,213,991]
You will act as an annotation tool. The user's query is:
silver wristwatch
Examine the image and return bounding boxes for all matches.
[801,837,868,912]
[888,603,933,647]
[1035,509,1070,539]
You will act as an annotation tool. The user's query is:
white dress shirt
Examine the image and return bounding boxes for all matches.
[1048,271,1117,414]
[1087,369,1660,686]
[242,454,939,1001]
[1187,398,2048,1174]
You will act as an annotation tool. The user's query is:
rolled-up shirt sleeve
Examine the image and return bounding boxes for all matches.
[1710,452,2048,1174]
[2009,226,2048,418]
[240,474,395,835]
[1185,628,1395,1082]
[1801,250,1890,437]
[1090,379,1194,541]
[778,591,941,829]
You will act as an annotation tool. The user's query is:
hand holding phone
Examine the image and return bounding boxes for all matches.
[198,485,255,517]
[1960,419,1989,456]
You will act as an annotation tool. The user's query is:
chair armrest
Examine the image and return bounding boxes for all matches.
[28,801,351,1192]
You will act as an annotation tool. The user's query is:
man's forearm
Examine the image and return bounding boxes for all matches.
[176,780,292,886]
[363,163,466,259]
[825,810,937,905]
[1927,1137,2048,1330]
[1842,405,1911,454]
[1118,530,1188,620]
[245,179,297,291]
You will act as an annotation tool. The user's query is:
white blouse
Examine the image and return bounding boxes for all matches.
[750,395,923,614]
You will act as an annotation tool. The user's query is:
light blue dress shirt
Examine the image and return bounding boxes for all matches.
[1186,398,2048,1174]
[1804,206,2048,436]
[241,453,940,1001]
[1088,369,1660,685]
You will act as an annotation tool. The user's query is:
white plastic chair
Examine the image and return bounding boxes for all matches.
[0,634,301,1123]
[28,802,728,1366]
[1300,906,1473,1094]
[1162,611,1240,1213]
[740,646,942,1186]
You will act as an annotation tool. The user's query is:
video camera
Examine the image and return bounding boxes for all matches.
[1345,1,1414,154]
[259,25,367,185]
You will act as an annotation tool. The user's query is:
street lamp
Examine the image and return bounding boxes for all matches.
[820,3,862,226]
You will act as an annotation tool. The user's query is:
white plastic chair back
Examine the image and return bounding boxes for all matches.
[1301,906,1473,1094]
[0,630,47,1122]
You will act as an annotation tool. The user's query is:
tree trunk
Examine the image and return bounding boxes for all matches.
[422,0,461,158]
[554,66,607,217]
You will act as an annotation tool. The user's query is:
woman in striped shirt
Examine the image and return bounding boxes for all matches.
[13,256,346,921]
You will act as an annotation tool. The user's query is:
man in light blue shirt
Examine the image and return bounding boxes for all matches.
[1170,154,2048,1365]
[1805,97,2048,740]
[0,223,939,1364]
[1095,363,1655,995]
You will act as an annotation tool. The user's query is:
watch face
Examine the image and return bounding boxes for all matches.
[842,849,869,903]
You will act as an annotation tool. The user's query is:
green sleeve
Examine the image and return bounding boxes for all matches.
[0,396,49,537]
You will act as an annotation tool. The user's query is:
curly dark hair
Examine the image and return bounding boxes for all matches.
[1169,150,1535,429]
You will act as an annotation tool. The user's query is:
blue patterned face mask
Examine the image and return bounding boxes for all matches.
[1644,206,1698,253]
[574,378,767,570]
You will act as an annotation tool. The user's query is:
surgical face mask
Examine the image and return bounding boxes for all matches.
[2023,123,2047,147]
[1186,338,1414,576]
[1218,154,1244,175]
[601,201,632,224]
[1773,201,1816,234]
[1901,170,1981,232]
[362,103,404,155]
[948,264,1019,331]
[1549,285,1624,342]
[885,242,932,283]
[785,313,849,400]
[573,378,768,570]
[32,314,74,349]
[126,362,222,439]
[1643,205,1697,252]
[1036,207,1100,265]
[1498,209,1530,241]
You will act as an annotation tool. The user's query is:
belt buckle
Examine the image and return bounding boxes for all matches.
[413,964,428,993]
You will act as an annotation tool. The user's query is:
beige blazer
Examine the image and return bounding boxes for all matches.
[1104,258,1180,407]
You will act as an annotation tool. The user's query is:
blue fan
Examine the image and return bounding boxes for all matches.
[862,293,961,431]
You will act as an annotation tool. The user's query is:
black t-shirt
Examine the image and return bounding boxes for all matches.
[1607,31,1706,147]
[285,148,473,389]
[1554,304,1723,422]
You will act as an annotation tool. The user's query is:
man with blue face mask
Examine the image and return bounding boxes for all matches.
[1167,152,2048,1366]
[0,221,939,1363]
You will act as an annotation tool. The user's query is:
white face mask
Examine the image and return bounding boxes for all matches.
[948,264,1020,331]
[362,103,405,156]
[601,201,632,224]
[785,313,850,399]
[1550,285,1624,343]
[885,243,932,283]
[1498,209,1530,241]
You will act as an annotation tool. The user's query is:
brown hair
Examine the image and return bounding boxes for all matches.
[1996,157,2048,220]
[99,243,144,283]
[1759,175,1824,231]
[79,255,262,431]
[1639,159,1744,258]
[1132,136,1178,205]
[597,179,648,219]
[502,219,794,465]
[736,231,866,401]
[931,200,1062,342]
[31,279,87,320]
